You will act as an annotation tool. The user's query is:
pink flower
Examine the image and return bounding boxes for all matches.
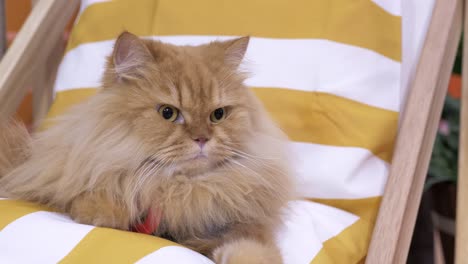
[439,120,450,136]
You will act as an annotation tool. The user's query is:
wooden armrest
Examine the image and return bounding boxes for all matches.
[366,0,462,263]
[456,0,468,262]
[0,0,79,121]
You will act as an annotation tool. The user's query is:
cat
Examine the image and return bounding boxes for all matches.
[0,32,294,264]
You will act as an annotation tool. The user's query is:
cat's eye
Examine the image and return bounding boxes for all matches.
[210,107,226,123]
[158,105,179,122]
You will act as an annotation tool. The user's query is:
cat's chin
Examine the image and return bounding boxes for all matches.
[172,154,228,177]
[173,156,212,176]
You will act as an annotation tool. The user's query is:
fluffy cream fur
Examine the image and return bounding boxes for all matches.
[0,32,293,263]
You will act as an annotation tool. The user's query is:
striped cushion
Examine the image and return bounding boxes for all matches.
[0,199,360,263]
[1,0,404,263]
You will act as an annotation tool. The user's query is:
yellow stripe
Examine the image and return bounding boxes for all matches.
[310,197,381,222]
[40,89,98,130]
[49,89,98,119]
[60,228,178,263]
[310,217,371,264]
[44,88,397,162]
[0,200,53,230]
[253,89,397,162]
[308,197,381,263]
[69,0,401,60]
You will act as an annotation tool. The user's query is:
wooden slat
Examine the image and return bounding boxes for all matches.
[32,36,65,126]
[30,0,77,125]
[366,0,462,263]
[0,0,6,60]
[0,0,79,120]
[455,0,468,262]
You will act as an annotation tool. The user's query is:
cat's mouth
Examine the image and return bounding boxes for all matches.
[192,152,208,160]
[137,151,239,177]
[184,152,212,167]
[172,152,240,177]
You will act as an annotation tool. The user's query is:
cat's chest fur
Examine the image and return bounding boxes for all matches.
[152,169,266,242]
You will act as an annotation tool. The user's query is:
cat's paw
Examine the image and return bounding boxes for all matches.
[212,239,282,264]
[69,193,131,230]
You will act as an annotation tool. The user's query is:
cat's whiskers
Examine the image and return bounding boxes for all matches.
[126,156,171,217]
[138,156,171,185]
[221,140,280,161]
[137,158,173,208]
[217,146,280,171]
[231,150,286,175]
[218,146,289,189]
[161,157,177,177]
[229,148,279,161]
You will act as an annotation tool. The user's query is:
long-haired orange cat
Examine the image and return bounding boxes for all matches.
[0,32,293,263]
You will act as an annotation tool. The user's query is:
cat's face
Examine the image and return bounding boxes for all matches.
[102,32,255,175]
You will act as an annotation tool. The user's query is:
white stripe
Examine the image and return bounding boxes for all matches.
[136,201,358,264]
[290,142,389,199]
[401,0,435,112]
[55,36,400,111]
[0,211,94,263]
[276,200,359,264]
[136,246,214,264]
[371,0,401,16]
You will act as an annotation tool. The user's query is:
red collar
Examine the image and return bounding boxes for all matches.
[133,207,162,235]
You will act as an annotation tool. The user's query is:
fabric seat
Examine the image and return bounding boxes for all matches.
[0,0,431,263]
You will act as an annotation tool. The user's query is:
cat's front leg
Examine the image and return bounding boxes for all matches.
[212,238,283,264]
[69,191,132,230]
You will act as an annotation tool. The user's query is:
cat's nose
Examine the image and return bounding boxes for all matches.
[194,137,209,149]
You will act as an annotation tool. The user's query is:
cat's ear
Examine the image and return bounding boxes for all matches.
[111,31,153,80]
[219,36,250,68]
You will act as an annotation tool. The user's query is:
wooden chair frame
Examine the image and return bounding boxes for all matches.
[0,0,465,263]
[0,0,6,59]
